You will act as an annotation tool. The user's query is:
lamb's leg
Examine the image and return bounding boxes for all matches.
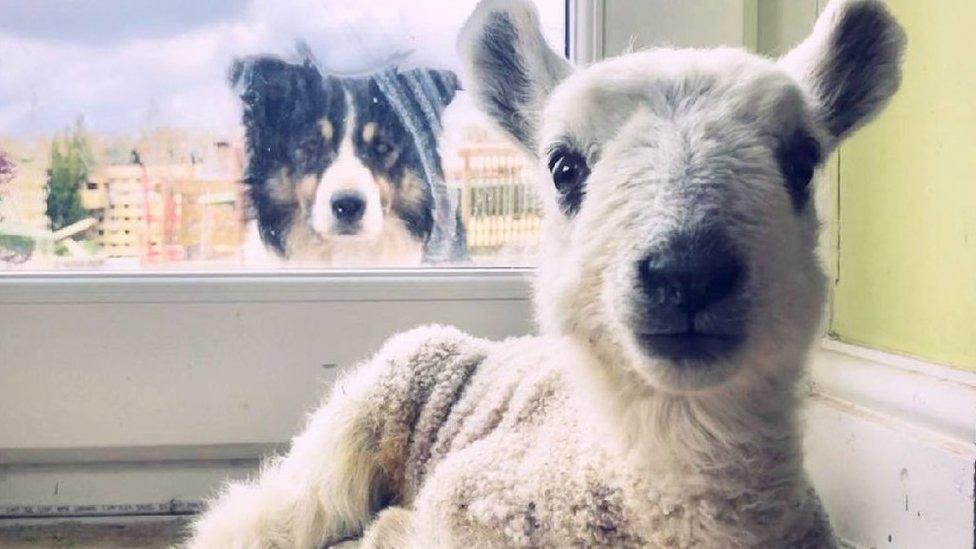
[185,357,395,549]
[184,326,486,549]
[360,507,414,549]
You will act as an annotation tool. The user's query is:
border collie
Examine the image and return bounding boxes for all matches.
[230,57,462,266]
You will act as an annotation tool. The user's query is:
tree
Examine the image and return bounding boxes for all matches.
[45,120,92,230]
[0,149,13,187]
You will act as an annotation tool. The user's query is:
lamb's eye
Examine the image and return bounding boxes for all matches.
[549,151,587,190]
[547,149,589,215]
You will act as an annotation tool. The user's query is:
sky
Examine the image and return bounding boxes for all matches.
[0,0,565,138]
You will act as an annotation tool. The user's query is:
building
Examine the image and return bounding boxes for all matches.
[81,142,245,264]
[447,143,542,263]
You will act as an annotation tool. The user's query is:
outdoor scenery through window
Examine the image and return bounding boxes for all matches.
[0,0,566,270]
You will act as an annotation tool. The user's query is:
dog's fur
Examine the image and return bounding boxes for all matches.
[188,0,905,546]
[231,57,462,266]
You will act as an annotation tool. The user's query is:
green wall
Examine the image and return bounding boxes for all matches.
[829,0,976,370]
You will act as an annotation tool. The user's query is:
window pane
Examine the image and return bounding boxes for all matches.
[0,0,566,270]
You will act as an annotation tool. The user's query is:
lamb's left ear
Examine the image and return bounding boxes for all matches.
[780,0,906,147]
[458,0,573,153]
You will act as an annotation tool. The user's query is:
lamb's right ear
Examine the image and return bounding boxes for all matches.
[779,0,906,147]
[458,0,572,153]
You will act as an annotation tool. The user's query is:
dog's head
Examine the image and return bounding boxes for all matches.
[460,0,904,391]
[230,57,460,258]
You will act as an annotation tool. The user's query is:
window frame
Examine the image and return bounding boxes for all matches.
[0,268,533,305]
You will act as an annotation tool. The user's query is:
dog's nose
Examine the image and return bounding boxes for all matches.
[637,230,745,316]
[331,192,366,224]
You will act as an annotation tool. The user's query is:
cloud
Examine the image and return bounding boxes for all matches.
[0,0,565,138]
[0,0,250,45]
[0,22,254,136]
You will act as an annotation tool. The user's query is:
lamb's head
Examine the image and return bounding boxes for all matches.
[460,0,904,392]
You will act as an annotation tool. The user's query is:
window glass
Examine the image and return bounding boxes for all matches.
[0,0,566,270]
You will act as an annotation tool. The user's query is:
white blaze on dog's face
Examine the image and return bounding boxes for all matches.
[309,111,385,239]
[460,0,905,391]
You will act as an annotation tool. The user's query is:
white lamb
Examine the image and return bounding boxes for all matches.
[186,0,905,546]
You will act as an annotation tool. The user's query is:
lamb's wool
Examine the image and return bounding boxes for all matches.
[347,327,833,548]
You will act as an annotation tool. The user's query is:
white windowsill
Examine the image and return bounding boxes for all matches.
[810,338,976,448]
[0,268,535,304]
[806,339,976,549]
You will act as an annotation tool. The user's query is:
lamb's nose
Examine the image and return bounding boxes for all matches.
[331,192,366,224]
[637,229,745,315]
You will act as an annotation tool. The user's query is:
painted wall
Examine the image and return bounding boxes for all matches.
[601,0,755,56]
[756,0,819,57]
[829,0,976,371]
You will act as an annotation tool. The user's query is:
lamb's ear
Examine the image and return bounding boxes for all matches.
[779,0,906,145]
[458,0,572,153]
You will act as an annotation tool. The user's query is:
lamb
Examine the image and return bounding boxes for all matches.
[186,0,905,546]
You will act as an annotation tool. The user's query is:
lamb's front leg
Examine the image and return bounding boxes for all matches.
[184,326,487,549]
[186,356,393,549]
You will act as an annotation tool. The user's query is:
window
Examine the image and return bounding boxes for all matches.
[0,0,567,271]
[0,0,556,523]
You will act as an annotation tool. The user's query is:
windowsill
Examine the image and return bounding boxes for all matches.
[805,339,976,548]
[809,338,976,448]
[0,268,535,304]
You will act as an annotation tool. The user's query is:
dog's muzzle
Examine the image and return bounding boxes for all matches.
[632,227,750,362]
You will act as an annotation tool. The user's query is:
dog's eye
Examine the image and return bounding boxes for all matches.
[548,149,589,215]
[374,139,392,155]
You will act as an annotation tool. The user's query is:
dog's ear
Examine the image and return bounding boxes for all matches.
[426,69,462,108]
[458,0,572,153]
[779,0,906,148]
[395,68,462,129]
[229,55,319,111]
[228,56,341,134]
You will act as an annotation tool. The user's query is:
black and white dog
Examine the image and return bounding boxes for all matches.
[230,56,463,266]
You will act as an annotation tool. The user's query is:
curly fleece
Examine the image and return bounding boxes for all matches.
[346,326,833,548]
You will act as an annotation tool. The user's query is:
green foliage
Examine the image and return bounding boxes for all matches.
[0,233,36,257]
[45,120,92,230]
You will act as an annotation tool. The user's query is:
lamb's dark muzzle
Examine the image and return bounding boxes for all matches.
[633,227,749,361]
